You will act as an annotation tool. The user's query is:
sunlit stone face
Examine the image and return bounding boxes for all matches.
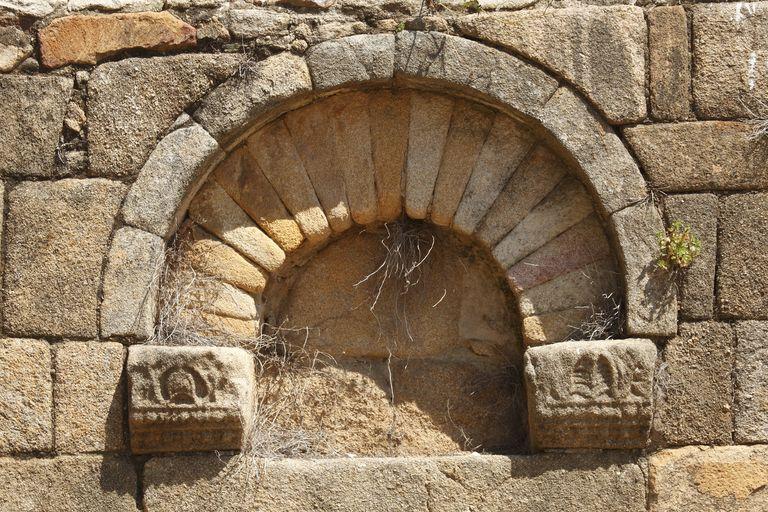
[261,223,526,456]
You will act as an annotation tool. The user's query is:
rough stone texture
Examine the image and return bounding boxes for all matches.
[101,227,164,340]
[625,122,768,192]
[734,321,768,443]
[648,6,694,121]
[369,89,409,221]
[178,224,268,295]
[127,345,255,454]
[540,87,647,214]
[284,97,352,232]
[453,115,533,235]
[0,339,52,454]
[214,147,305,252]
[194,53,313,146]
[456,7,647,123]
[226,9,291,40]
[525,338,656,449]
[650,445,768,511]
[394,31,559,120]
[54,342,125,453]
[718,193,768,319]
[518,259,618,317]
[404,91,454,220]
[89,54,240,178]
[611,201,677,337]
[663,194,718,320]
[0,0,64,17]
[67,0,163,10]
[188,180,286,272]
[39,12,196,68]
[0,75,72,178]
[248,120,331,241]
[122,123,223,240]
[431,100,494,227]
[653,322,734,447]
[306,33,394,90]
[506,214,611,292]
[521,308,592,347]
[143,452,646,512]
[186,279,258,320]
[5,179,125,338]
[475,145,567,247]
[0,455,137,511]
[328,92,379,225]
[493,177,594,268]
[692,2,768,118]
[0,26,32,72]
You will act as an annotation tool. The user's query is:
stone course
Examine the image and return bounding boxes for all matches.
[653,322,734,447]
[54,342,125,453]
[0,339,52,454]
[648,6,693,122]
[5,179,125,338]
[734,321,768,443]
[143,452,646,512]
[718,193,768,319]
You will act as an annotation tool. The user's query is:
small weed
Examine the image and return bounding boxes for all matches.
[395,21,406,33]
[462,0,483,13]
[656,220,701,272]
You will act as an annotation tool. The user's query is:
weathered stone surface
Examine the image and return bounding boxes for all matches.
[128,345,255,454]
[518,259,618,317]
[248,120,331,241]
[284,97,352,232]
[5,179,125,338]
[0,26,31,72]
[431,100,494,227]
[734,321,768,443]
[0,455,137,511]
[194,53,312,146]
[54,342,125,453]
[0,339,52,454]
[525,338,656,449]
[394,30,558,118]
[653,322,734,446]
[718,193,768,319]
[625,122,768,192]
[369,89,409,221]
[67,0,163,10]
[650,445,768,511]
[663,194,718,320]
[186,278,258,320]
[89,54,239,178]
[521,308,592,347]
[456,7,646,123]
[188,180,286,272]
[123,123,223,240]
[0,0,64,17]
[306,33,394,90]
[215,147,304,252]
[39,12,194,68]
[541,87,647,214]
[179,224,268,295]
[225,9,291,40]
[453,115,534,235]
[692,2,768,118]
[101,227,164,341]
[611,201,677,337]
[506,214,611,292]
[648,6,694,121]
[404,91,453,220]
[145,452,644,511]
[0,75,72,178]
[493,177,594,268]
[475,145,566,247]
[328,92,378,225]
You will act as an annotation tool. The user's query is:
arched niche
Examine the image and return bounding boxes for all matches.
[104,31,676,453]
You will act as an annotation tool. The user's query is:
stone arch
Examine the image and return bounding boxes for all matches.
[103,31,675,348]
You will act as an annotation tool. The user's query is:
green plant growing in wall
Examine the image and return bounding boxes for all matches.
[462,0,483,13]
[656,220,701,271]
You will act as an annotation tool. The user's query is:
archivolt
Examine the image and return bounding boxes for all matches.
[105,31,676,346]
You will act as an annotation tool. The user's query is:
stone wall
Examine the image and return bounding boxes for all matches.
[0,0,767,510]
